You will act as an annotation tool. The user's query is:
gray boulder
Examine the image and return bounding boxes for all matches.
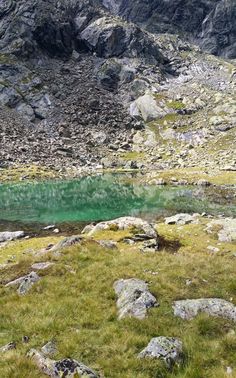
[85,216,157,239]
[79,16,164,62]
[206,218,236,242]
[165,213,199,225]
[0,231,25,243]
[173,298,236,321]
[138,337,183,367]
[51,236,83,252]
[114,278,158,319]
[28,349,99,377]
[17,272,40,295]
[134,94,165,122]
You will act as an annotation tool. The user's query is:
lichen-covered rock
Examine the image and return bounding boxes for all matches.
[85,216,157,239]
[0,231,25,243]
[17,272,40,295]
[114,278,158,319]
[41,341,57,357]
[138,337,183,367]
[51,236,83,252]
[165,213,198,225]
[206,218,236,242]
[28,349,99,377]
[173,298,236,321]
[5,271,40,294]
[0,342,16,353]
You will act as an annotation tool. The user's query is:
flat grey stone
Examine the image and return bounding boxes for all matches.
[114,278,158,319]
[165,213,198,225]
[0,231,25,243]
[173,298,236,321]
[31,262,54,270]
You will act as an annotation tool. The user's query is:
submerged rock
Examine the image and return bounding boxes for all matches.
[173,298,236,321]
[138,337,183,367]
[113,278,158,319]
[28,349,99,377]
[85,216,157,239]
[0,231,25,243]
[165,213,198,225]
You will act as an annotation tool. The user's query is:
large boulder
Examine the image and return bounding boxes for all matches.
[138,337,183,367]
[133,94,165,122]
[206,218,236,242]
[165,213,199,225]
[0,231,25,243]
[173,298,236,322]
[28,349,99,377]
[84,216,157,239]
[79,16,164,62]
[113,278,158,319]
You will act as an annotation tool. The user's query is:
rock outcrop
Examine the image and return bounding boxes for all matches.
[138,337,183,367]
[113,278,158,319]
[173,298,236,322]
[103,0,236,58]
[28,349,99,378]
[85,216,157,239]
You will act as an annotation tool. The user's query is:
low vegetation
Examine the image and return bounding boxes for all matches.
[1,219,236,377]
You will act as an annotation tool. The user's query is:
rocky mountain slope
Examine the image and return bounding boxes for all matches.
[0,0,235,172]
[102,0,236,58]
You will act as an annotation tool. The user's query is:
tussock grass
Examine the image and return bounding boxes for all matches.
[0,223,236,377]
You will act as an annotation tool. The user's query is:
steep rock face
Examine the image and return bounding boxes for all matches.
[102,0,236,58]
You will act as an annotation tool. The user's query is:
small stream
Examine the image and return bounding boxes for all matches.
[0,174,235,234]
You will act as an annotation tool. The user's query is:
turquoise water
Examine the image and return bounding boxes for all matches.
[0,174,235,225]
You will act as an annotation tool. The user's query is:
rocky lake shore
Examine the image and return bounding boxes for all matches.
[0,0,236,377]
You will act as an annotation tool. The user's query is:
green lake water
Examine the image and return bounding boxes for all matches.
[0,174,235,230]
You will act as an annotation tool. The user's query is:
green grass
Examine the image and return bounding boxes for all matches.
[0,220,236,377]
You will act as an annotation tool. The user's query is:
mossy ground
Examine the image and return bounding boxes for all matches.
[1,220,236,377]
[144,168,236,186]
[0,165,59,183]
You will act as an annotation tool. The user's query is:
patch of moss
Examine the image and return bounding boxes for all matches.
[0,165,59,183]
[166,100,185,110]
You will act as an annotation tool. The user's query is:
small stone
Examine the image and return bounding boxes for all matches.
[0,342,16,353]
[41,341,57,356]
[17,272,40,295]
